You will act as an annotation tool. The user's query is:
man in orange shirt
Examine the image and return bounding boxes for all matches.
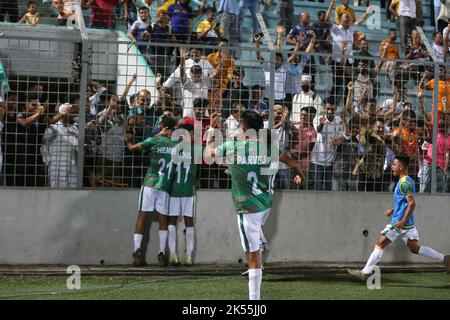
[392,110,419,177]
[335,0,356,25]
[379,28,400,83]
[207,38,235,93]
[418,65,450,125]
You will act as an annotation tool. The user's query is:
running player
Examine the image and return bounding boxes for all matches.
[167,124,199,266]
[207,110,304,300]
[125,116,178,267]
[347,154,450,281]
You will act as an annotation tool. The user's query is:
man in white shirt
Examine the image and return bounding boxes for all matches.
[41,102,79,188]
[325,0,374,106]
[398,0,417,51]
[178,48,212,117]
[163,47,214,88]
[308,102,343,191]
[254,34,287,103]
[292,75,324,123]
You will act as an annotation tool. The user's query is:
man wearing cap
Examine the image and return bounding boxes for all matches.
[41,100,80,188]
[292,75,324,123]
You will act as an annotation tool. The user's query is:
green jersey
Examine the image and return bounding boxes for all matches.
[140,136,177,192]
[171,143,200,197]
[216,140,275,214]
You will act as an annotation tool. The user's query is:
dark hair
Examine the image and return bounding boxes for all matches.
[160,115,177,130]
[205,6,216,14]
[433,31,442,39]
[191,65,203,74]
[389,28,397,32]
[300,106,317,115]
[193,97,208,109]
[394,154,410,168]
[219,37,229,43]
[27,1,37,8]
[138,6,149,12]
[178,123,194,132]
[163,107,174,113]
[402,109,416,119]
[27,93,39,102]
[275,52,284,60]
[241,110,263,131]
[251,84,264,91]
[67,94,80,105]
[173,104,183,116]
[317,10,326,17]
[129,94,137,104]
[233,68,245,77]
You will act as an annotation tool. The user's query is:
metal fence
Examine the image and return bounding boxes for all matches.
[0,16,449,193]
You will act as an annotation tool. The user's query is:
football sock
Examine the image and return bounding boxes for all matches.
[133,234,143,252]
[248,268,262,300]
[362,246,384,275]
[159,230,168,254]
[418,246,444,262]
[168,225,177,256]
[186,227,195,259]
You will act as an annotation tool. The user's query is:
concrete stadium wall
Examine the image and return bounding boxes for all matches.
[0,189,449,265]
[0,25,118,81]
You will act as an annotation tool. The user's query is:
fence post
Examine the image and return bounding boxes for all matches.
[256,13,275,129]
[430,61,440,194]
[76,40,91,188]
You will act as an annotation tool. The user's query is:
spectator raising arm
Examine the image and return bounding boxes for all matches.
[325,0,336,24]
[355,5,375,26]
[121,74,137,102]
[276,25,285,50]
[17,103,45,127]
[254,34,264,64]
[179,47,189,85]
[193,0,207,17]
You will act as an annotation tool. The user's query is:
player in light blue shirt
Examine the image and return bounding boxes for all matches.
[348,155,450,281]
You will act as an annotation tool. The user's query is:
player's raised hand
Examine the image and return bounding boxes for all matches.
[384,208,394,217]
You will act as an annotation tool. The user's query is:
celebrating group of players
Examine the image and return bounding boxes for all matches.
[125,110,450,301]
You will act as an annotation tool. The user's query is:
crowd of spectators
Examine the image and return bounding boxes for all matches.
[0,0,450,193]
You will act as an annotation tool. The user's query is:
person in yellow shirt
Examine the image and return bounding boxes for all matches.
[389,0,400,22]
[335,0,356,25]
[157,0,176,16]
[197,7,224,40]
[207,38,235,93]
[18,1,40,25]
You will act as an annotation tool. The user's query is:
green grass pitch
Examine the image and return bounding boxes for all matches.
[0,273,449,300]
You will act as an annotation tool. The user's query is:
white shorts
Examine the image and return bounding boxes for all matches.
[169,196,196,217]
[381,224,420,244]
[138,186,170,215]
[237,208,271,253]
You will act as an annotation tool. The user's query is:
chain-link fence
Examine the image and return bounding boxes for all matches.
[0,0,449,194]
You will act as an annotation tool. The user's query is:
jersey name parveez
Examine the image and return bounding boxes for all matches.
[216,140,275,214]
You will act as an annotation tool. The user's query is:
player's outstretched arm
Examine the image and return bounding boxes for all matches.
[279,153,306,185]
[124,132,142,153]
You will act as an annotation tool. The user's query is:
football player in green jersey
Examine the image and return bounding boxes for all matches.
[207,110,304,300]
[125,116,178,267]
[167,124,199,266]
